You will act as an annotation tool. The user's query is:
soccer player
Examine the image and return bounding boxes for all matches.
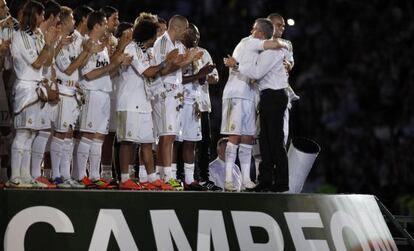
[180,23,219,190]
[70,5,94,182]
[152,15,202,190]
[76,10,131,189]
[116,19,179,190]
[99,6,120,181]
[7,0,57,187]
[30,0,61,188]
[51,6,99,188]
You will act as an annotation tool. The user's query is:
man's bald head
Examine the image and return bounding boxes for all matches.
[168,15,188,28]
[168,15,188,41]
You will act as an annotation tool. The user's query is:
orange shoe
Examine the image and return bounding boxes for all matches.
[119,179,142,190]
[155,179,173,191]
[93,178,116,189]
[80,176,97,189]
[141,182,155,190]
[35,176,57,189]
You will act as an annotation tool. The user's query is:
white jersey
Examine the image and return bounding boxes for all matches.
[182,59,201,104]
[0,18,19,70]
[116,42,152,112]
[80,43,112,92]
[280,38,294,65]
[197,47,217,112]
[11,29,45,114]
[222,36,264,101]
[153,32,185,93]
[11,29,45,81]
[55,32,84,95]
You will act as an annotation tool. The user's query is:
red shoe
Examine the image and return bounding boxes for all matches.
[156,179,173,191]
[93,178,116,189]
[119,179,142,190]
[35,176,57,189]
[80,176,97,189]
[141,182,157,190]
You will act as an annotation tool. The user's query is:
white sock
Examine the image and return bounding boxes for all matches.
[22,132,36,178]
[31,131,51,178]
[71,139,80,179]
[89,139,103,180]
[76,137,92,180]
[139,165,148,182]
[50,137,64,179]
[148,172,157,182]
[121,173,129,182]
[184,163,194,184]
[163,166,173,181]
[60,138,74,180]
[255,158,260,182]
[225,142,238,182]
[101,164,112,179]
[171,163,177,179]
[156,165,164,180]
[239,143,253,183]
[11,130,31,179]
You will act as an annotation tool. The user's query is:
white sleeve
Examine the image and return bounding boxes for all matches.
[80,54,96,76]
[11,32,38,65]
[203,49,218,79]
[239,50,283,80]
[55,47,71,73]
[129,46,151,75]
[246,38,265,52]
[153,39,165,65]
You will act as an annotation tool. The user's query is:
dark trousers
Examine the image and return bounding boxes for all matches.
[195,112,212,182]
[258,89,289,191]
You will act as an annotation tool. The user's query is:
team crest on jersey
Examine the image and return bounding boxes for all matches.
[28,118,32,124]
[63,122,68,128]
[127,131,132,137]
[88,122,93,128]
[230,124,236,131]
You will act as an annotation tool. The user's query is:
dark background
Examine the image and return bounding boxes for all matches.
[40,0,414,213]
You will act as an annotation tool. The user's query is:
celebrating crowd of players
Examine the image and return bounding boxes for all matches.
[0,0,297,192]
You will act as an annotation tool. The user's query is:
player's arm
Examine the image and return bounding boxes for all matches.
[32,27,57,69]
[61,40,100,76]
[83,53,126,81]
[0,40,10,70]
[182,63,216,85]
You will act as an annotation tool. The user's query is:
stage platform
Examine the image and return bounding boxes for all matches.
[0,189,398,251]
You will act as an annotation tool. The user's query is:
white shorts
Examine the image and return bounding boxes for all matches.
[152,93,182,137]
[79,90,110,135]
[14,101,41,130]
[53,94,80,133]
[109,93,117,132]
[220,98,256,136]
[177,102,201,142]
[116,110,154,143]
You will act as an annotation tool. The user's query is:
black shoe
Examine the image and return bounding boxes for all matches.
[184,181,208,191]
[201,180,222,191]
[254,182,272,192]
[270,184,289,193]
